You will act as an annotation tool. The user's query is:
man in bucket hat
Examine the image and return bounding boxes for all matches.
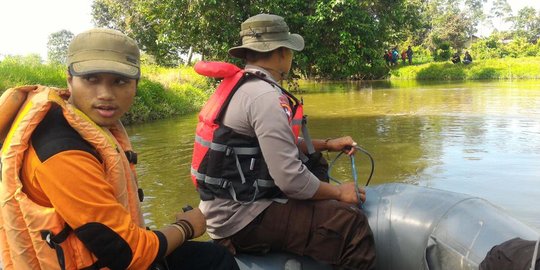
[0,28,238,270]
[196,14,376,269]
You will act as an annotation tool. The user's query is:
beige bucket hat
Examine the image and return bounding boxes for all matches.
[228,14,305,59]
[67,28,140,79]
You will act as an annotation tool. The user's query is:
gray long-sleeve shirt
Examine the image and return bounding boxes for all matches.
[199,66,321,239]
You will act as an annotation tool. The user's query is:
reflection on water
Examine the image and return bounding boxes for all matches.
[126,114,199,227]
[127,80,540,231]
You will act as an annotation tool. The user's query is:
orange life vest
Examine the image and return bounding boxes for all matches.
[190,62,307,203]
[0,85,144,270]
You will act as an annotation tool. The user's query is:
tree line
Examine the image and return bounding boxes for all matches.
[43,0,540,80]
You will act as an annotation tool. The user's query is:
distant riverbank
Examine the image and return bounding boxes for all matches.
[2,56,540,124]
[389,56,540,80]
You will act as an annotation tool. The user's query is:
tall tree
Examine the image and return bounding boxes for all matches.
[91,0,423,79]
[429,12,473,51]
[511,7,540,43]
[423,0,487,52]
[47,30,74,64]
[490,0,512,21]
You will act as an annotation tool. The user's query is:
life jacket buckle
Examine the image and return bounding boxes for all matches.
[225,147,233,156]
[41,230,55,249]
[41,229,69,270]
[125,150,138,164]
[220,179,231,189]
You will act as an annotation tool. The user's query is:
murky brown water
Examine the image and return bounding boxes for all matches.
[126,79,540,232]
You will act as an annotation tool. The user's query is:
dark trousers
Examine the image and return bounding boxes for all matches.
[217,199,376,270]
[164,241,239,270]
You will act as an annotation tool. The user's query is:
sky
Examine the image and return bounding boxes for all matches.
[0,0,94,59]
[1,0,540,60]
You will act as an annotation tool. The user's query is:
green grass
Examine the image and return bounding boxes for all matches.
[3,55,539,125]
[390,57,540,80]
[0,59,66,90]
[0,58,212,125]
[122,65,211,124]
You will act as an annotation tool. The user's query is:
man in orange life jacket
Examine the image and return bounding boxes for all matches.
[0,28,238,270]
[194,14,376,269]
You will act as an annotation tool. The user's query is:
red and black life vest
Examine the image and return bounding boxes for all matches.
[190,61,306,203]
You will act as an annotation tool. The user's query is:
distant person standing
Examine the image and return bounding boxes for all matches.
[401,49,407,64]
[463,51,473,64]
[383,50,391,65]
[392,47,399,66]
[406,46,413,64]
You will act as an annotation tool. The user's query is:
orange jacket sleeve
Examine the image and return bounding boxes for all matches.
[23,146,166,269]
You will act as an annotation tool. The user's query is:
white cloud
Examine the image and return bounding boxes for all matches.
[508,0,540,12]
[477,0,540,37]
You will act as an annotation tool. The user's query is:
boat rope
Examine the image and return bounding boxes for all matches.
[531,236,540,270]
[327,145,375,208]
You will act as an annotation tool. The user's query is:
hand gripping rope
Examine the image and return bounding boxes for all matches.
[327,145,375,209]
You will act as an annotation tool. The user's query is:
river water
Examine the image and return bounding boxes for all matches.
[125,79,540,232]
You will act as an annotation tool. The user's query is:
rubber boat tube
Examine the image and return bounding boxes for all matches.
[235,183,539,270]
[364,183,539,270]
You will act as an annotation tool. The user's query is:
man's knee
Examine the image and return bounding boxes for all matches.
[307,200,375,268]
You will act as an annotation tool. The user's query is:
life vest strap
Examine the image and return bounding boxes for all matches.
[291,119,302,126]
[244,72,315,155]
[191,167,275,197]
[200,175,232,189]
[195,135,260,155]
[41,225,108,270]
[233,151,248,184]
[228,180,259,205]
[124,150,138,164]
[41,225,73,270]
[256,179,277,187]
[301,115,316,155]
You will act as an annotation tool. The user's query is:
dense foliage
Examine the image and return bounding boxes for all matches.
[91,0,423,80]
[0,56,210,124]
[87,0,540,80]
[471,35,540,59]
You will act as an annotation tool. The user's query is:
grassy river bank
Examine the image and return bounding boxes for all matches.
[2,56,539,124]
[389,56,540,80]
[0,58,211,125]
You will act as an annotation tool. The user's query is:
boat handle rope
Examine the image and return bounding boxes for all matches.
[327,145,375,208]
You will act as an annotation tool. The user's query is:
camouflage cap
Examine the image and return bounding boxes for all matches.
[67,28,140,79]
[228,14,304,59]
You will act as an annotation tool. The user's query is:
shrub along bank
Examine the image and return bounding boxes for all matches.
[389,57,540,80]
[3,55,540,124]
[0,57,211,125]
